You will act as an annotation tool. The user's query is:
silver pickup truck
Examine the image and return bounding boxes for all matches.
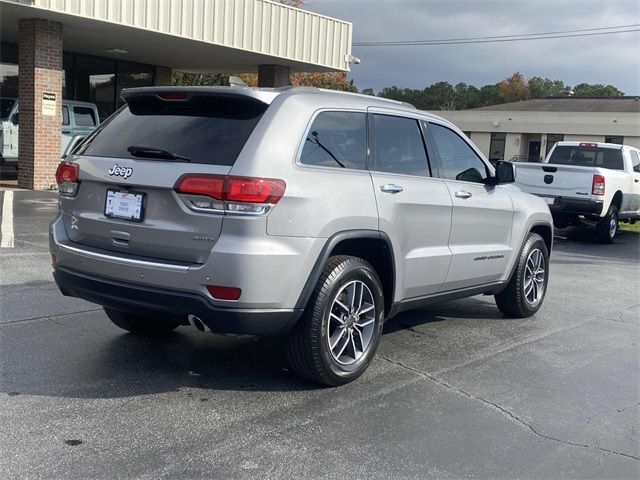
[514,141,640,243]
[0,97,100,167]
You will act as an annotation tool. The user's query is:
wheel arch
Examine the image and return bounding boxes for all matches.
[294,230,396,317]
[503,221,553,287]
[611,190,623,211]
[530,222,553,255]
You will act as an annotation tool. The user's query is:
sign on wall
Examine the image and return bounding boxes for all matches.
[42,92,57,116]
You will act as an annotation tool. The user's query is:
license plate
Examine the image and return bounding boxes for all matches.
[543,197,555,205]
[104,189,145,222]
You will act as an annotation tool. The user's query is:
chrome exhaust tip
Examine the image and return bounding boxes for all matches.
[187,314,209,332]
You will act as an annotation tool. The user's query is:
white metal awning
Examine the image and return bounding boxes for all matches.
[0,0,352,72]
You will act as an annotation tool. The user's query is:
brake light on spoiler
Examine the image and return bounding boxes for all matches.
[175,174,286,215]
[579,142,598,148]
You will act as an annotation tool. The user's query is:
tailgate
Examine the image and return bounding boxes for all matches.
[514,163,595,201]
[61,157,230,264]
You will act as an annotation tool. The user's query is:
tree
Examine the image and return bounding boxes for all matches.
[498,72,529,103]
[528,77,567,98]
[422,81,456,110]
[172,72,226,86]
[572,83,624,97]
[476,84,501,107]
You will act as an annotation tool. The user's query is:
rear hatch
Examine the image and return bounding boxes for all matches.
[62,88,272,264]
[515,143,624,200]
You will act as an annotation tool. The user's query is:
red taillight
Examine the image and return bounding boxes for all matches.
[207,285,241,301]
[225,177,286,204]
[175,174,286,212]
[175,175,225,200]
[159,92,188,100]
[55,162,79,185]
[579,142,598,148]
[592,174,605,195]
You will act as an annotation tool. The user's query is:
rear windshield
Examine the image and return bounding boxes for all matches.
[1,99,15,119]
[548,145,624,171]
[78,95,268,166]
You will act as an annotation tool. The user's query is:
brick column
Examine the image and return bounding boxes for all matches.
[18,18,63,190]
[258,64,291,87]
[154,66,173,86]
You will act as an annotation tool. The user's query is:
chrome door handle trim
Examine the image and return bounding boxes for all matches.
[380,184,403,194]
[455,190,472,199]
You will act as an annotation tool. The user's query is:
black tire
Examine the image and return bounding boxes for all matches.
[286,255,385,386]
[104,307,181,336]
[595,204,618,244]
[495,233,549,318]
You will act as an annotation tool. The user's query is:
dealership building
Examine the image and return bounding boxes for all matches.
[437,97,640,163]
[0,0,353,189]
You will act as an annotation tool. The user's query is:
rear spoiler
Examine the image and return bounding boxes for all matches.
[120,86,281,106]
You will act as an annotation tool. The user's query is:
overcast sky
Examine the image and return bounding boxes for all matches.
[305,0,640,94]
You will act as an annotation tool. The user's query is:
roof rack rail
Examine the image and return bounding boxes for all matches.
[280,86,416,109]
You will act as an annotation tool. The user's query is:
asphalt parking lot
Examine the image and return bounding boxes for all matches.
[1,190,639,479]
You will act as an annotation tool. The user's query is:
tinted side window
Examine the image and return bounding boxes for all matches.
[62,106,70,126]
[631,150,640,173]
[371,114,429,176]
[73,107,97,127]
[300,111,366,170]
[428,122,488,183]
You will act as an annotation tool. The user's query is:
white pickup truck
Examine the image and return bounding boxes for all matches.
[514,141,640,243]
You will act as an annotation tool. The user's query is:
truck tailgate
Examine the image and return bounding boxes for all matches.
[514,163,595,201]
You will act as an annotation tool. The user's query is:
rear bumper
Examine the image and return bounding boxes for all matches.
[544,196,604,217]
[53,267,302,336]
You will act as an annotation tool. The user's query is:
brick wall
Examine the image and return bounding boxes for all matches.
[18,18,63,190]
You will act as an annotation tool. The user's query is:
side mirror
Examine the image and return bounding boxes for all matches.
[494,160,516,184]
[11,113,18,125]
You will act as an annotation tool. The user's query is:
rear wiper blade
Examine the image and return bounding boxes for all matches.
[127,145,191,162]
[307,131,345,168]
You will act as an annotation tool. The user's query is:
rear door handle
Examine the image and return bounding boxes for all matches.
[380,184,403,194]
[455,190,472,199]
[62,130,71,134]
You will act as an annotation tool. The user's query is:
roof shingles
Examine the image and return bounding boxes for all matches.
[469,97,640,113]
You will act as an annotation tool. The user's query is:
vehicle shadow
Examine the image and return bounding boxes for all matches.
[552,227,640,264]
[2,296,507,399]
[383,296,505,334]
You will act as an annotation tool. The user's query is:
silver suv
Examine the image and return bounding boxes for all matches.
[50,86,553,386]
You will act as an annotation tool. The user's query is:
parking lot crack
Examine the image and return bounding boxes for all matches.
[0,308,102,326]
[377,355,640,462]
[47,316,105,337]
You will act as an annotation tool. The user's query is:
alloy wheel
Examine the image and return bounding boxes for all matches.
[327,280,376,365]
[524,248,545,306]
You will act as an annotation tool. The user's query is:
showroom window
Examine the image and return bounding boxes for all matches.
[489,132,506,162]
[605,135,624,145]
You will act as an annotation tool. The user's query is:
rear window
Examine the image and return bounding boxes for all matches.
[549,145,624,171]
[78,95,268,166]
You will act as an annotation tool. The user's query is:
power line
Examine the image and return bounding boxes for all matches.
[353,24,640,47]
